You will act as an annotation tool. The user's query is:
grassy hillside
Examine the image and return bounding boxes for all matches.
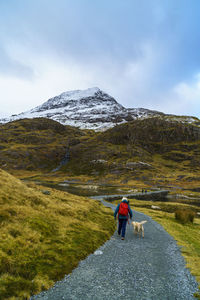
[0,118,94,171]
[1,117,200,187]
[0,169,115,299]
[63,118,200,186]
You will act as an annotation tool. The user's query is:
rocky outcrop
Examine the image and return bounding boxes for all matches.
[100,118,200,147]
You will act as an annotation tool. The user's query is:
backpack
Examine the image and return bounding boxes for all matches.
[118,202,129,216]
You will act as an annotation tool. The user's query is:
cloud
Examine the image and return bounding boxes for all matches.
[0,40,200,119]
[0,45,34,79]
[0,0,200,118]
[163,75,200,117]
[0,57,100,117]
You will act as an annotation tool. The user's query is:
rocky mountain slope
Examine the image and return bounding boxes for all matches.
[2,87,198,131]
[64,117,200,179]
[1,117,200,187]
[0,118,91,171]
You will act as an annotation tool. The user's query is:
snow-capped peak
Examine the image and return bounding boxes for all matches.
[31,87,115,113]
[60,87,100,100]
[0,87,168,131]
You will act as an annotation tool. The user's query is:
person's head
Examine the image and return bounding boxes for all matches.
[121,197,128,202]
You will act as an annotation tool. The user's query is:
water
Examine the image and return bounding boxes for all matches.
[25,179,200,206]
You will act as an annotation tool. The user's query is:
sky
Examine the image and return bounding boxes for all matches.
[1,0,200,118]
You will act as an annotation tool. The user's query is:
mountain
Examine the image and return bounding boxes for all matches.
[0,87,186,131]
[1,117,200,188]
[64,117,200,177]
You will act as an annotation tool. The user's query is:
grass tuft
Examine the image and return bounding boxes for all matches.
[175,208,196,224]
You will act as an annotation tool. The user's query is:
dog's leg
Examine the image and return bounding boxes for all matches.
[142,226,144,238]
[133,225,137,236]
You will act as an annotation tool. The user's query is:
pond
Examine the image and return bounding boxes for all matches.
[34,180,135,197]
[27,179,200,206]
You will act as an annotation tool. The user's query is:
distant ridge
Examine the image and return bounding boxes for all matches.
[0,87,199,131]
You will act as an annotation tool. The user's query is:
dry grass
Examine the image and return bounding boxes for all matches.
[175,208,196,224]
[0,169,115,299]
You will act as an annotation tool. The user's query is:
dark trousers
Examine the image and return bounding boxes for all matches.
[118,219,127,238]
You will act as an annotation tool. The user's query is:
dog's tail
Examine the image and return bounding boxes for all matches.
[140,221,147,225]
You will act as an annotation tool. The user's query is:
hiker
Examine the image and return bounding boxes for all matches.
[114,197,133,240]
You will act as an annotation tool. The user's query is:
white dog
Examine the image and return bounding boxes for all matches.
[132,221,147,238]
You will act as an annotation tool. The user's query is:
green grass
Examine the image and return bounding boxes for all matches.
[0,169,115,299]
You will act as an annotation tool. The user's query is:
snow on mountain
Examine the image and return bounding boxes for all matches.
[1,87,198,130]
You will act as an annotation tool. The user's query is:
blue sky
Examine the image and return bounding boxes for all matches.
[0,0,200,118]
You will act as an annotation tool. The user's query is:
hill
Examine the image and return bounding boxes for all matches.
[1,117,200,187]
[0,168,115,299]
[63,117,200,186]
[0,117,94,171]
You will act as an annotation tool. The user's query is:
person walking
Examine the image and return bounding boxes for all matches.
[114,197,133,240]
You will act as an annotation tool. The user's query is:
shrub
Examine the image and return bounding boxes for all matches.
[175,208,195,224]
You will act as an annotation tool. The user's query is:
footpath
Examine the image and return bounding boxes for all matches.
[32,200,198,300]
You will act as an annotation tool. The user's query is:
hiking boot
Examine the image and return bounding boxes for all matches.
[121,237,125,240]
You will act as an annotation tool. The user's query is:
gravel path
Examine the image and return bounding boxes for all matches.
[32,200,198,300]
